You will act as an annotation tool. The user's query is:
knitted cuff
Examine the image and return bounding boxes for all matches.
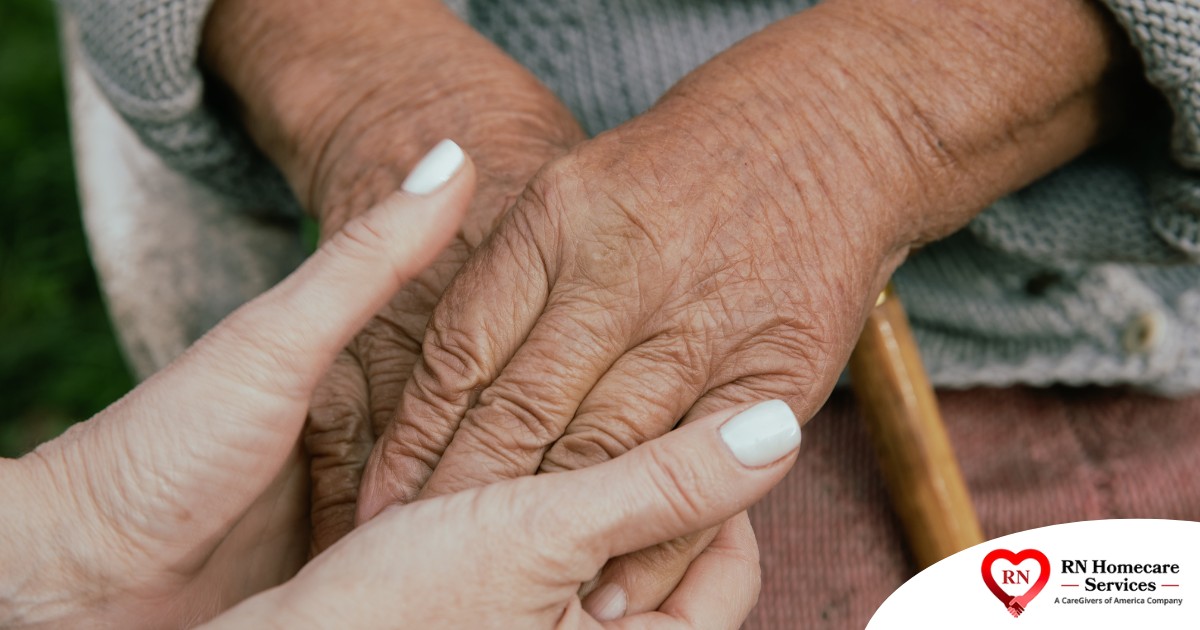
[1102,0,1200,257]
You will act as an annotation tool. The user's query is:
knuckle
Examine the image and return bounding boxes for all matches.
[541,415,657,473]
[305,406,370,463]
[370,438,430,507]
[324,211,394,263]
[411,318,491,411]
[625,530,710,579]
[465,381,564,452]
[642,442,709,529]
[375,417,446,484]
[540,433,622,473]
[522,155,579,223]
[510,155,583,271]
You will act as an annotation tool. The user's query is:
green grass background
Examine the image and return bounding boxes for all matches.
[0,0,134,456]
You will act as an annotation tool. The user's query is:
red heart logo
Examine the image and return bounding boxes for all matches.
[981,548,1050,618]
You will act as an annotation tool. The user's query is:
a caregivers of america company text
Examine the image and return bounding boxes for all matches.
[1055,559,1183,607]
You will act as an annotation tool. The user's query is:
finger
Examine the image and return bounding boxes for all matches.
[581,526,719,617]
[416,297,633,498]
[356,200,556,519]
[307,348,373,555]
[51,140,475,548]
[544,399,800,567]
[601,514,761,630]
[539,337,706,473]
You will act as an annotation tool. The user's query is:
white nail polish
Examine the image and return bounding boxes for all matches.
[400,139,465,195]
[719,400,801,467]
[585,583,627,621]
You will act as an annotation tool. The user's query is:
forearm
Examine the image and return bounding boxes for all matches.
[644,0,1135,257]
[201,0,583,230]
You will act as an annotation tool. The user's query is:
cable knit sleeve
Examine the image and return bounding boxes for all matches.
[967,0,1200,264]
[56,0,299,213]
[1104,0,1200,256]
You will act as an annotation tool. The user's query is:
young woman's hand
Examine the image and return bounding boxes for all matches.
[206,401,800,630]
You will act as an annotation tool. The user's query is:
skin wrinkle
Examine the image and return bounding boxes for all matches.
[519,166,578,284]
[313,69,539,224]
[595,528,716,605]
[693,59,811,197]
[39,447,124,598]
[470,372,581,449]
[308,356,374,539]
[639,447,710,541]
[424,311,626,485]
[581,192,667,294]
[301,78,398,216]
[542,362,690,468]
[828,10,979,177]
[375,424,440,498]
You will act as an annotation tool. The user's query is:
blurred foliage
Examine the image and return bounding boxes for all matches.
[0,0,133,456]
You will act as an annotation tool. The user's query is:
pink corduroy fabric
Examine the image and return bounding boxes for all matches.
[745,387,1200,628]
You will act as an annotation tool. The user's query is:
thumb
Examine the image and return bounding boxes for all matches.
[544,400,801,573]
[48,140,475,549]
[199,401,800,630]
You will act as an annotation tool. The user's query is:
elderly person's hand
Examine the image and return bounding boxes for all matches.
[358,0,1136,616]
[0,142,473,628]
[206,400,800,630]
[201,0,586,552]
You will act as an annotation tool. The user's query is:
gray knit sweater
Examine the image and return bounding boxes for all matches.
[58,0,1200,395]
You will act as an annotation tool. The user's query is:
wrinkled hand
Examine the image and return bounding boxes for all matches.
[206,401,801,629]
[357,94,906,614]
[0,151,474,628]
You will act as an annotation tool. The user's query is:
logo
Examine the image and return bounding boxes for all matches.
[981,548,1050,618]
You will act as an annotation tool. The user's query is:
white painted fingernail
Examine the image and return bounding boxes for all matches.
[400,139,465,195]
[583,583,627,621]
[719,400,801,467]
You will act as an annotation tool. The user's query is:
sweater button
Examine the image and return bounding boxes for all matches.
[1122,311,1165,354]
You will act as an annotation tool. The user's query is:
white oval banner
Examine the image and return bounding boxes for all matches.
[867,519,1198,629]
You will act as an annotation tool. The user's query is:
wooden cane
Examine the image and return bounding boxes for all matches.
[847,284,984,569]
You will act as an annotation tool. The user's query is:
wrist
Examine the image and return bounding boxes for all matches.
[201,0,583,227]
[654,0,1135,255]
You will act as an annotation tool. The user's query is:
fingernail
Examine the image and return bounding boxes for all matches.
[583,583,627,621]
[719,400,801,467]
[400,139,465,195]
